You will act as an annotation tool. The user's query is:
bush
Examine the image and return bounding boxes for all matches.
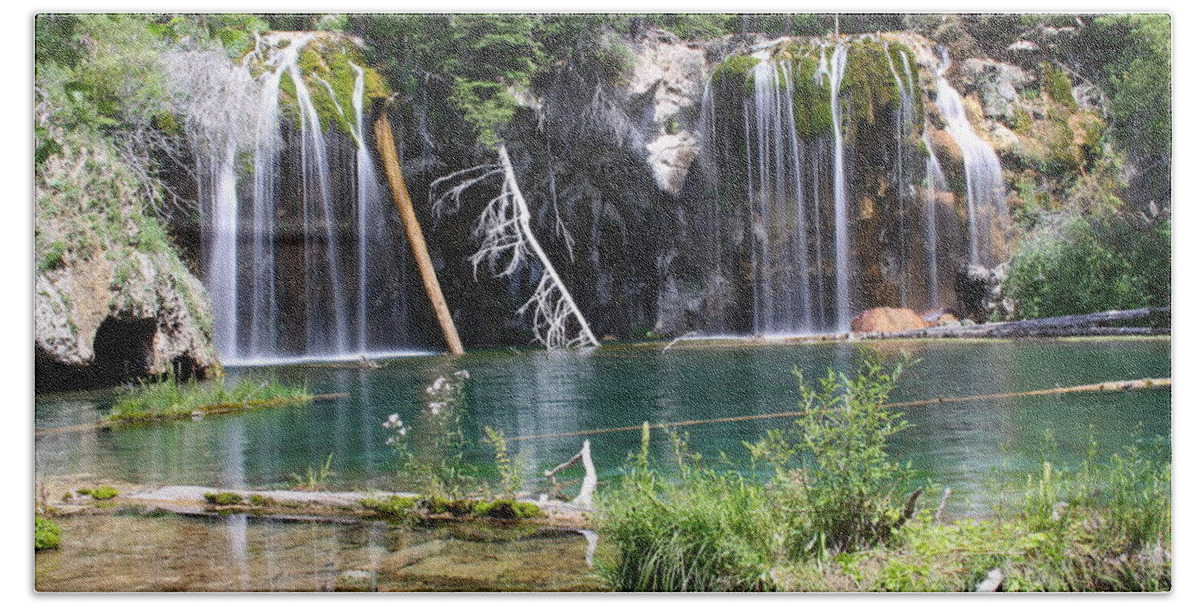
[1004,211,1170,319]
[35,515,61,551]
[748,356,915,557]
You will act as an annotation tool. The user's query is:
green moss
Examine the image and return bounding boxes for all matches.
[471,499,544,520]
[788,55,831,139]
[35,515,61,551]
[1041,63,1076,109]
[842,40,901,135]
[361,495,418,518]
[89,485,119,500]
[248,494,276,507]
[204,492,244,506]
[278,37,389,138]
[712,55,760,96]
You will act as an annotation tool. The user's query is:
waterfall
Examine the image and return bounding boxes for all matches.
[179,35,415,364]
[922,127,949,307]
[934,47,1007,266]
[826,44,851,332]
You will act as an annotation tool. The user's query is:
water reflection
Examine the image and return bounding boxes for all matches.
[35,340,1170,510]
[34,514,603,592]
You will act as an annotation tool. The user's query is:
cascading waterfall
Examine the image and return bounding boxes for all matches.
[700,35,1007,336]
[922,127,949,307]
[181,34,413,364]
[824,44,851,332]
[934,46,1007,266]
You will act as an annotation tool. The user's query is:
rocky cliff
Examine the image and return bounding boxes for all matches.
[35,128,220,392]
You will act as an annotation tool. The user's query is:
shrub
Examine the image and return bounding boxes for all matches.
[1003,211,1170,319]
[748,356,915,558]
[35,515,61,551]
[482,426,522,499]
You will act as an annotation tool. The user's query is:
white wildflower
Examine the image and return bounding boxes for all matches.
[453,370,470,379]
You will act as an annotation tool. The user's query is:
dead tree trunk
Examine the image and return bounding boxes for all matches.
[860,307,1170,340]
[373,109,465,355]
[429,144,599,350]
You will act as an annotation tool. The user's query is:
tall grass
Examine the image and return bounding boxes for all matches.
[595,427,780,591]
[109,374,311,422]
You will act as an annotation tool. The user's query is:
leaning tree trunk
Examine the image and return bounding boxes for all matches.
[374,109,465,355]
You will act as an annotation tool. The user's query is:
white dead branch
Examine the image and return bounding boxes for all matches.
[431,144,599,349]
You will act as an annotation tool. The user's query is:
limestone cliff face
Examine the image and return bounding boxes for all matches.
[35,129,219,392]
[625,29,707,197]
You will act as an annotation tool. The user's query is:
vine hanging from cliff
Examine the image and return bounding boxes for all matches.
[431,144,600,350]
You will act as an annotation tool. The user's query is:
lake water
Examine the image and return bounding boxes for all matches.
[34,338,1171,591]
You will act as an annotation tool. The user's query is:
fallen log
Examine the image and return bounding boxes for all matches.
[860,307,1170,340]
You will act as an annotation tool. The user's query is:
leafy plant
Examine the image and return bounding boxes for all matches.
[748,356,915,558]
[290,453,335,491]
[382,370,477,500]
[482,426,522,499]
[595,426,779,592]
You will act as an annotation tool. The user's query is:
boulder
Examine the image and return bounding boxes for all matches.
[850,307,934,333]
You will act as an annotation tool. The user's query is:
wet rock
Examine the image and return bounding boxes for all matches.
[850,307,934,333]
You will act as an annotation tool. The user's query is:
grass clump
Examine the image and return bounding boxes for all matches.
[108,374,311,423]
[203,492,244,506]
[595,426,779,592]
[35,515,61,551]
[471,499,543,520]
[290,453,335,491]
[248,494,276,507]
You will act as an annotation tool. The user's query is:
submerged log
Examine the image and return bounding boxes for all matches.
[373,107,465,356]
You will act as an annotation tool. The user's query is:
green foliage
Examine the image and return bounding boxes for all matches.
[290,453,336,491]
[1093,14,1171,197]
[749,356,914,558]
[383,371,477,499]
[109,374,311,422]
[204,492,244,506]
[35,515,62,551]
[482,426,522,499]
[595,427,779,592]
[1003,211,1170,318]
[645,14,736,40]
[1040,63,1076,109]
